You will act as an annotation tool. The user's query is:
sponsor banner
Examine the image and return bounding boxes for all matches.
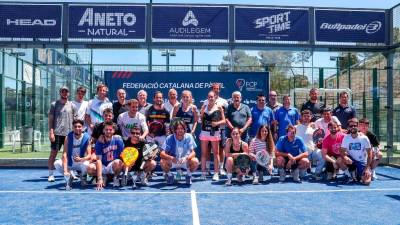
[0,4,62,40]
[104,72,269,108]
[69,5,146,41]
[315,9,386,43]
[152,6,228,41]
[235,7,309,42]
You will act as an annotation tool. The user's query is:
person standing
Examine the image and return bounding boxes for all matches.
[47,86,76,182]
[333,91,356,130]
[85,84,112,135]
[146,91,171,146]
[112,89,128,123]
[225,91,252,142]
[72,86,88,130]
[249,93,274,139]
[137,90,152,116]
[164,88,179,117]
[273,95,300,139]
[300,88,325,122]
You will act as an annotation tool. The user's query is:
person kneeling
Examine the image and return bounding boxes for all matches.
[276,125,310,183]
[224,128,250,186]
[54,119,92,190]
[123,127,157,188]
[160,121,199,185]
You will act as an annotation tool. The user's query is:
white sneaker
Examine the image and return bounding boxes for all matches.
[252,176,259,185]
[279,169,286,182]
[372,170,378,180]
[113,176,120,187]
[200,173,207,181]
[225,179,232,186]
[212,173,219,181]
[219,168,227,176]
[48,175,55,182]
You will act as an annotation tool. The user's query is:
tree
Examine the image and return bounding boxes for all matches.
[294,51,312,76]
[338,53,359,71]
[218,50,262,72]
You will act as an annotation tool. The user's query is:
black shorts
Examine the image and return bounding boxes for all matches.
[129,160,144,172]
[326,156,339,173]
[51,135,66,151]
[282,156,299,170]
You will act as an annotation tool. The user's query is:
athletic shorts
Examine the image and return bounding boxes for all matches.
[199,131,221,142]
[281,156,299,170]
[326,156,339,173]
[51,135,66,151]
[102,161,118,175]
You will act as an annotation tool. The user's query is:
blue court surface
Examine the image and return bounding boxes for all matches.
[0,166,400,225]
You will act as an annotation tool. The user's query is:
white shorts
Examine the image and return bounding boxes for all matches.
[102,161,116,175]
[54,159,89,175]
[171,162,188,170]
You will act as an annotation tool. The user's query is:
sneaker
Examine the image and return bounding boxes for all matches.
[279,169,286,182]
[113,176,120,187]
[212,173,219,181]
[200,173,207,181]
[71,171,79,180]
[185,174,192,185]
[140,173,148,186]
[48,175,55,182]
[167,174,175,185]
[252,176,259,185]
[219,168,227,176]
[80,173,87,187]
[372,170,378,180]
[121,174,128,187]
[225,179,232,186]
[293,169,301,183]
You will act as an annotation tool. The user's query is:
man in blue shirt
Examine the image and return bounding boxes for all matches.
[160,120,199,185]
[274,95,300,139]
[249,93,274,139]
[276,125,309,182]
[95,121,125,190]
[333,91,356,130]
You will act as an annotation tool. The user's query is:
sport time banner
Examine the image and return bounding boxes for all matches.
[0,4,62,40]
[68,5,146,41]
[152,6,228,42]
[104,72,269,108]
[235,7,309,42]
[315,9,386,43]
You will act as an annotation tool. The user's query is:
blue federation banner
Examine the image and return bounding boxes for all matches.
[104,72,269,108]
[0,4,62,40]
[315,9,386,43]
[235,7,309,42]
[68,5,146,41]
[152,6,228,41]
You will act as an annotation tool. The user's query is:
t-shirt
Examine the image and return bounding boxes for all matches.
[322,132,345,157]
[249,138,274,159]
[91,122,122,140]
[175,104,196,133]
[117,111,148,139]
[226,103,252,135]
[48,100,76,136]
[341,134,371,163]
[274,106,300,138]
[300,100,325,122]
[333,105,356,129]
[138,103,152,116]
[365,131,379,147]
[203,97,229,109]
[295,124,316,152]
[112,101,128,123]
[164,101,179,116]
[86,97,113,127]
[276,136,306,157]
[72,134,84,158]
[162,133,197,158]
[123,139,145,167]
[72,100,88,121]
[146,105,170,137]
[315,116,342,137]
[249,106,274,137]
[95,135,124,166]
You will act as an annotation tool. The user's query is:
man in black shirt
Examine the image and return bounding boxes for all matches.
[300,88,325,122]
[146,91,171,146]
[122,126,156,187]
[359,118,382,180]
[112,89,128,123]
[333,91,356,130]
[92,108,121,143]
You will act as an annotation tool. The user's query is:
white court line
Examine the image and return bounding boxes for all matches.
[191,190,200,225]
[0,188,400,194]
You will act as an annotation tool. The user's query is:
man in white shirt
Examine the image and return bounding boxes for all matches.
[164,88,179,117]
[85,84,113,135]
[72,87,88,130]
[117,99,148,141]
[295,109,324,180]
[340,118,372,185]
[315,107,342,137]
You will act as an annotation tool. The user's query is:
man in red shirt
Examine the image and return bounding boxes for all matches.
[322,121,346,180]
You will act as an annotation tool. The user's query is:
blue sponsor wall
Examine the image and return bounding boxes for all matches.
[235,7,309,42]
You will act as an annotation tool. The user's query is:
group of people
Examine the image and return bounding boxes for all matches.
[47,83,382,190]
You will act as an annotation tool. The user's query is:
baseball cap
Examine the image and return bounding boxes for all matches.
[60,86,69,92]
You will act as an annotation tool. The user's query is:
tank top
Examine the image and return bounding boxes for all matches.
[230,140,244,154]
[201,106,222,132]
[175,104,195,132]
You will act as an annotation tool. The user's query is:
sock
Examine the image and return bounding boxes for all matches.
[227,173,232,180]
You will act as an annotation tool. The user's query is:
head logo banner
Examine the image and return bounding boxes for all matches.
[68,5,146,42]
[235,7,309,42]
[152,6,228,42]
[315,9,386,43]
[0,4,62,40]
[104,72,269,108]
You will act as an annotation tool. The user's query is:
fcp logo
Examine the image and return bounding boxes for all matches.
[236,79,245,91]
